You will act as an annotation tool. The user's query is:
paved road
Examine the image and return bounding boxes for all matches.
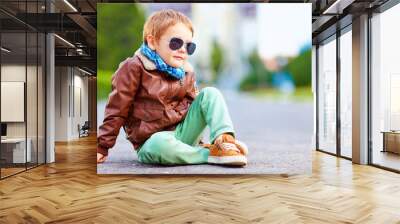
[97,89,314,174]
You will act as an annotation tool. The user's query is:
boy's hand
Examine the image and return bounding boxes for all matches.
[97,153,107,163]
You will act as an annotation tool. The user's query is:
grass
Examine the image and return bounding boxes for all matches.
[245,86,313,102]
[97,69,114,101]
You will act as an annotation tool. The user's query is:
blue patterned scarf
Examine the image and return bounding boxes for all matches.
[140,43,185,80]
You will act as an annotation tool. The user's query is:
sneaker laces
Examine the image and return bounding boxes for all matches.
[217,142,241,153]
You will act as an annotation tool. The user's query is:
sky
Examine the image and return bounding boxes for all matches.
[257,4,312,59]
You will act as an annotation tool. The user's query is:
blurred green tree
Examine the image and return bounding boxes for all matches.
[97,4,146,72]
[210,39,224,83]
[97,4,146,100]
[284,48,311,87]
[239,49,272,91]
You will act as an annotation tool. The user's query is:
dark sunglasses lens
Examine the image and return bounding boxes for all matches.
[186,43,196,55]
[169,38,183,50]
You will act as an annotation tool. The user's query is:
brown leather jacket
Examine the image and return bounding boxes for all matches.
[97,50,198,156]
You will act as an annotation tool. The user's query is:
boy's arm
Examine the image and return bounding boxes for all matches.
[97,59,141,156]
[186,72,199,99]
[194,82,200,96]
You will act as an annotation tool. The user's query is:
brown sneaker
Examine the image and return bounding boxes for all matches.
[201,136,247,166]
[203,144,247,166]
[214,133,249,155]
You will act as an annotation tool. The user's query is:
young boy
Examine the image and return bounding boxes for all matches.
[97,9,249,166]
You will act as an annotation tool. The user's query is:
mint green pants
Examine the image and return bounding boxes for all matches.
[137,87,235,165]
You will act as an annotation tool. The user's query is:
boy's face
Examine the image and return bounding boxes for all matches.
[147,22,193,68]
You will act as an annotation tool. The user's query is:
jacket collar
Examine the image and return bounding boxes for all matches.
[134,49,194,73]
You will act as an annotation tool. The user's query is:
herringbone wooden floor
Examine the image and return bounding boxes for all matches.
[1,135,400,224]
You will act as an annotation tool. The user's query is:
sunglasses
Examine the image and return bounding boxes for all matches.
[168,37,196,55]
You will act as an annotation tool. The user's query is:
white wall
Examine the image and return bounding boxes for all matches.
[1,65,35,138]
[55,66,68,141]
[54,67,89,141]
[72,72,89,138]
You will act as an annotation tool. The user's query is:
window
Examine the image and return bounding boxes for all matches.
[0,1,46,179]
[339,28,352,158]
[318,36,337,154]
[370,3,400,171]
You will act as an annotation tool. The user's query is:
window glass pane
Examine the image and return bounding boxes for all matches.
[27,30,38,169]
[1,1,47,178]
[371,4,400,171]
[340,29,352,158]
[1,10,27,178]
[318,37,337,154]
[38,32,45,165]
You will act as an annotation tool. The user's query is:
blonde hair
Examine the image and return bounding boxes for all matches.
[143,9,194,44]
